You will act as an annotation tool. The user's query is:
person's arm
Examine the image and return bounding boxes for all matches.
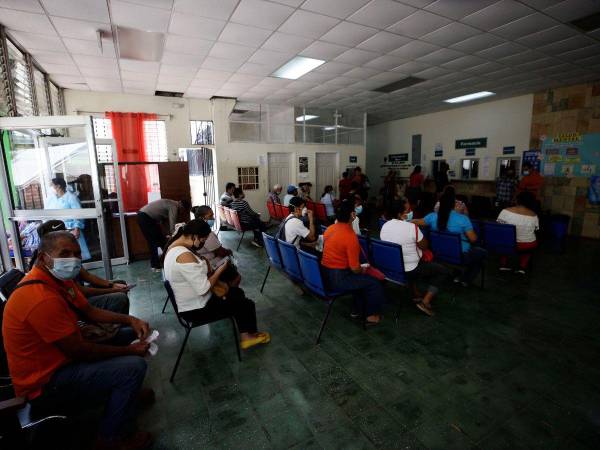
[168,203,178,233]
[348,238,363,274]
[412,218,426,226]
[55,331,149,361]
[415,226,427,250]
[78,301,149,339]
[306,210,316,241]
[78,268,128,295]
[176,252,228,292]
[465,229,477,243]
[244,201,260,218]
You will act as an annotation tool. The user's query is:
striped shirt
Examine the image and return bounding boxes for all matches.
[230,198,259,224]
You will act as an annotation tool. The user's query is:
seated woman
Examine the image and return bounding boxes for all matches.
[320,185,336,219]
[414,189,486,287]
[381,202,449,316]
[434,185,469,216]
[496,191,539,274]
[191,205,241,286]
[163,219,270,349]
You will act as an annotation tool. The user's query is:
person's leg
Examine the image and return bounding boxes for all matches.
[461,247,487,284]
[517,241,537,270]
[327,269,385,319]
[42,356,147,442]
[416,262,449,309]
[87,292,130,314]
[499,255,509,269]
[137,213,161,269]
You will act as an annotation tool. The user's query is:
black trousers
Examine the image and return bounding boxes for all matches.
[180,287,257,334]
[242,218,268,243]
[136,212,166,269]
[405,260,449,295]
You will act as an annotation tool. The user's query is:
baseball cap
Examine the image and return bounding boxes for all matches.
[37,220,66,237]
[287,185,297,194]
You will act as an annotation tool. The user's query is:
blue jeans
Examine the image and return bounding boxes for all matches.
[33,327,147,440]
[87,292,130,314]
[461,246,487,284]
[323,268,385,316]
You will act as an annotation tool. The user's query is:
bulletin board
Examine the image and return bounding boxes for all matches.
[540,132,600,177]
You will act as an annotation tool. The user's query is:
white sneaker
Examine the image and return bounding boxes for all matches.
[251,240,263,248]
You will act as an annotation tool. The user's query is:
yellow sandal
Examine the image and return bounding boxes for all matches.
[240,332,271,349]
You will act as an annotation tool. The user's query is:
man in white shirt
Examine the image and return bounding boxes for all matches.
[278,197,316,249]
[283,185,298,207]
[380,203,448,316]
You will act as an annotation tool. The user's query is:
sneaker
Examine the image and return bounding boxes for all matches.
[350,312,360,319]
[453,277,461,284]
[499,267,512,271]
[150,267,162,273]
[251,240,263,248]
[515,269,526,275]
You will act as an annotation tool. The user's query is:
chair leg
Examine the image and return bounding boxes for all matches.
[236,231,245,250]
[362,297,367,331]
[230,317,242,362]
[161,295,169,313]
[260,266,271,293]
[170,327,191,383]
[316,299,336,345]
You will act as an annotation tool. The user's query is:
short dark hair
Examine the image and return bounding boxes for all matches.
[288,196,305,212]
[51,177,66,191]
[225,182,236,191]
[233,187,244,198]
[38,231,77,256]
[37,220,66,238]
[192,205,212,219]
[388,199,407,219]
[516,191,536,211]
[180,198,192,211]
[336,200,354,223]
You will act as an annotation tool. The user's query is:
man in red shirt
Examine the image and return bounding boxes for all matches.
[2,231,153,450]
[518,162,544,199]
[339,171,352,200]
[321,202,385,324]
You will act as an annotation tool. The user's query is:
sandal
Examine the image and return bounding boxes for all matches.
[240,332,271,349]
[416,302,434,317]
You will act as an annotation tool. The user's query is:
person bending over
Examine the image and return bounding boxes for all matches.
[2,231,153,450]
[230,187,268,247]
[163,220,270,349]
[192,205,241,286]
[497,191,539,274]
[380,203,449,316]
[278,197,316,250]
[414,189,486,287]
[321,202,385,325]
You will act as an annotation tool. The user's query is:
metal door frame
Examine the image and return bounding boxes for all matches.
[0,115,113,278]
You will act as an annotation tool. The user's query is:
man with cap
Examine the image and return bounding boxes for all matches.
[283,185,298,207]
[278,197,316,249]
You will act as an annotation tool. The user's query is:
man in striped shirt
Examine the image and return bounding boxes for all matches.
[230,187,268,247]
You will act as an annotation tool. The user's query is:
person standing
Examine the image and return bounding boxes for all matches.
[496,167,517,210]
[220,182,236,207]
[267,184,282,204]
[339,171,352,200]
[320,185,336,218]
[137,198,191,271]
[435,161,450,193]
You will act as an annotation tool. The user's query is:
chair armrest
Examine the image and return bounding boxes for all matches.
[0,396,26,416]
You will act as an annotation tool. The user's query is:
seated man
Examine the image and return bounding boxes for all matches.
[192,205,241,286]
[2,231,153,450]
[278,197,316,249]
[267,184,282,204]
[283,185,298,206]
[30,220,130,314]
[220,182,236,207]
[230,187,268,247]
[321,202,385,325]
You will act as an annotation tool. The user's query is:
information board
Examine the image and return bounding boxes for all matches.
[540,133,600,177]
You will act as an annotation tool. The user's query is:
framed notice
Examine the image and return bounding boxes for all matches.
[299,156,308,173]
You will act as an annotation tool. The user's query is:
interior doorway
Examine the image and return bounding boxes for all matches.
[268,152,291,191]
[316,152,338,200]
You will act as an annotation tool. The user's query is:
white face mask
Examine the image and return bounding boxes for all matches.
[301,207,308,216]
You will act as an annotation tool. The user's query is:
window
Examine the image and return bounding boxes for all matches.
[237,167,259,190]
[49,82,61,115]
[92,117,114,163]
[0,41,10,117]
[33,67,49,115]
[496,158,520,177]
[6,39,33,117]
[190,120,214,145]
[461,159,479,179]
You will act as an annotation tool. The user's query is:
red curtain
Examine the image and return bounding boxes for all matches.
[106,112,157,212]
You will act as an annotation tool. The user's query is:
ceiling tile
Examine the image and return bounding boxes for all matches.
[122,79,156,90]
[121,70,158,82]
[476,41,528,59]
[320,21,379,47]
[111,0,171,32]
[347,0,416,29]
[79,65,120,78]
[261,32,313,53]
[2,9,54,36]
[270,0,304,6]
[230,0,294,30]
[387,10,452,38]
[357,31,411,53]
[516,24,577,48]
[314,61,355,74]
[543,0,600,22]
[278,10,340,39]
[32,50,74,64]
[463,61,504,74]
[49,74,86,84]
[300,41,350,60]
[498,50,546,65]
[201,56,244,71]
[440,55,487,70]
[389,40,440,58]
[162,50,206,66]
[124,0,173,9]
[63,38,116,57]
[301,0,371,20]
[209,42,256,60]
[298,71,337,82]
[248,48,293,66]
[86,77,122,91]
[9,31,67,52]
[194,69,232,80]
[157,82,190,92]
[450,33,505,53]
[165,35,213,56]
[159,64,199,75]
[334,48,380,65]
[169,13,226,40]
[415,47,463,65]
[462,0,534,30]
[420,22,480,46]
[363,54,406,70]
[120,59,160,73]
[413,66,451,79]
[228,73,264,85]
[558,44,600,62]
[0,0,43,13]
[424,0,498,20]
[218,23,271,47]
[237,62,275,76]
[38,62,79,75]
[173,0,239,21]
[491,13,559,39]
[41,0,109,22]
[538,35,596,55]
[391,60,430,74]
[50,17,110,41]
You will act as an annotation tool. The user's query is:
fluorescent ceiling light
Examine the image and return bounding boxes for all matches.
[444,91,495,104]
[273,56,325,80]
[296,115,319,122]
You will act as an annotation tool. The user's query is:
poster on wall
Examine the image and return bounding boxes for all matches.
[589,176,600,205]
[522,150,542,173]
[299,156,308,173]
[540,133,600,176]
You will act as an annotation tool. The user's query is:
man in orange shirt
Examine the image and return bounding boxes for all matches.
[2,231,153,450]
[321,202,385,324]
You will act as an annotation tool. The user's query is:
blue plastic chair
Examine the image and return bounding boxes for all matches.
[370,238,406,285]
[430,230,485,288]
[357,234,370,264]
[260,233,284,293]
[297,250,342,344]
[377,217,387,230]
[277,239,304,283]
[483,222,516,255]
[471,219,484,245]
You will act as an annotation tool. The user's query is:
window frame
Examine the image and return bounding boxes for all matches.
[237,166,259,191]
[460,158,480,180]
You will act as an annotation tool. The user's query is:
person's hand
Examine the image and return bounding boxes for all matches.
[129,341,150,356]
[129,317,150,340]
[361,264,370,274]
[71,227,80,239]
[306,209,314,221]
[112,283,129,292]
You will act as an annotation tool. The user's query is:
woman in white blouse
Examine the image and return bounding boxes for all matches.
[496,191,539,274]
[320,185,336,218]
[163,219,270,349]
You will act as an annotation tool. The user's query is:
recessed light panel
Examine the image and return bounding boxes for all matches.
[444,91,495,103]
[296,115,319,122]
[272,56,325,80]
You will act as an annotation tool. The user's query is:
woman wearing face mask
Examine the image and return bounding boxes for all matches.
[163,219,270,349]
[352,197,363,235]
[191,205,241,286]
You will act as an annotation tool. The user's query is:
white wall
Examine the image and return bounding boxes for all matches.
[366,94,534,193]
[64,90,366,216]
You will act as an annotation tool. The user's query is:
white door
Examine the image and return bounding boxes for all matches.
[316,152,338,201]
[268,152,291,191]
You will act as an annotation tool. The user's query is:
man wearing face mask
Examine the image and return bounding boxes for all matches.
[278,197,316,249]
[2,231,154,450]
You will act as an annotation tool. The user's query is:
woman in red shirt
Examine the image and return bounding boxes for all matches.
[409,165,424,189]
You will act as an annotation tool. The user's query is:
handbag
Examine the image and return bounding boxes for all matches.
[359,247,386,281]
[415,224,434,262]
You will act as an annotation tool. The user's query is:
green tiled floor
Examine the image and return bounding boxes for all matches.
[107,232,600,449]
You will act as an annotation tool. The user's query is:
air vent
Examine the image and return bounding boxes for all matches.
[571,12,600,32]
[155,90,183,97]
[372,76,425,93]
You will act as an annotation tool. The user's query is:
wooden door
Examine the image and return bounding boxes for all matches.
[316,153,338,201]
[268,153,291,190]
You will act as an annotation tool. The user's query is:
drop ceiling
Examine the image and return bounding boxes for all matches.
[1,0,599,124]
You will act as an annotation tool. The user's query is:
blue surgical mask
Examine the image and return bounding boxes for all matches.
[46,254,81,280]
[355,205,363,215]
[206,219,215,227]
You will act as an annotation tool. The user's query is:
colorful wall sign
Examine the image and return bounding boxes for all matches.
[540,133,600,177]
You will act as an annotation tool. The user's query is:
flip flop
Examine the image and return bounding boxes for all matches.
[416,302,434,317]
